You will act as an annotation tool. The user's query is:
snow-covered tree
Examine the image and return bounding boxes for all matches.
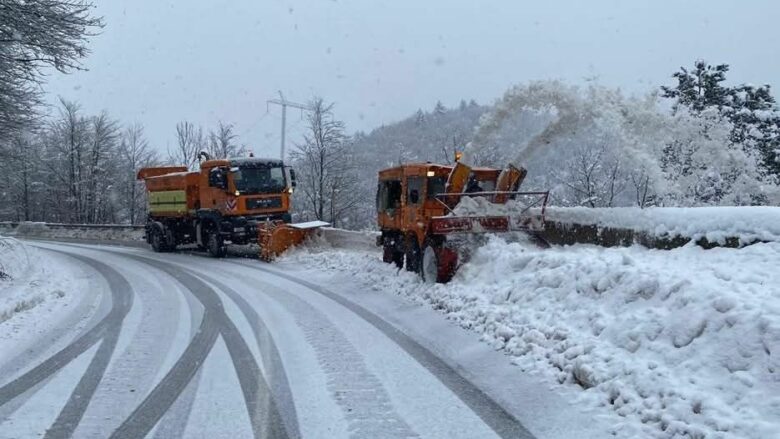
[433,100,446,115]
[118,123,158,224]
[661,61,732,112]
[290,97,364,228]
[662,60,780,181]
[0,0,103,138]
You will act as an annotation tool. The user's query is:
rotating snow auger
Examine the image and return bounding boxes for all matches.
[376,159,549,283]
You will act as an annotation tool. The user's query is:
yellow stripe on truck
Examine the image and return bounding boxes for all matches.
[148,190,188,214]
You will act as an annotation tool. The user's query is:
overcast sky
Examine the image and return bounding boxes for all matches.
[43,0,780,158]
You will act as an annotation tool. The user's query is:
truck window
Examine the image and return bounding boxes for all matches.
[407,177,423,205]
[233,166,285,194]
[427,176,446,200]
[377,180,402,212]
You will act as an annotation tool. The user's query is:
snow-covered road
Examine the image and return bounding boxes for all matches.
[0,240,606,439]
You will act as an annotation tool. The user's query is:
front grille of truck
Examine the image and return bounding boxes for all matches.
[246,197,282,210]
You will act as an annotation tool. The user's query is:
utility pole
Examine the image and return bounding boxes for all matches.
[267,91,312,160]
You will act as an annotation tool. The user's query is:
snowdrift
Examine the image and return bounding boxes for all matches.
[286,238,780,438]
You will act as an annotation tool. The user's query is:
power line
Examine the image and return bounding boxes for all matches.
[267,91,312,160]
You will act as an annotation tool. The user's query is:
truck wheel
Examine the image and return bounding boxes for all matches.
[383,244,404,268]
[382,245,394,263]
[420,240,458,283]
[392,250,404,269]
[150,228,168,253]
[420,245,438,283]
[405,239,421,273]
[207,233,227,258]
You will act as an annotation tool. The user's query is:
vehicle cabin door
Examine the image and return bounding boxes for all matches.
[200,165,231,212]
[402,172,425,239]
[376,177,403,230]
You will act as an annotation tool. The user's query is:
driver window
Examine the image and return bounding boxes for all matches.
[406,177,423,205]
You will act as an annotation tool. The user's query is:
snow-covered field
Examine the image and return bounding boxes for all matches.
[285,236,780,438]
[0,238,92,362]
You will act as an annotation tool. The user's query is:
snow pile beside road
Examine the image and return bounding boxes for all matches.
[545,206,780,244]
[0,239,72,328]
[285,240,780,438]
[0,238,30,281]
[1,222,144,242]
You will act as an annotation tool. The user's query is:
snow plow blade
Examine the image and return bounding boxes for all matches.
[258,220,329,261]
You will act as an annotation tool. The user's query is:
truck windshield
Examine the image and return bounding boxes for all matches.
[232,166,286,194]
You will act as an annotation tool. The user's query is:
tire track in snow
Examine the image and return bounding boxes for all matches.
[85,246,302,439]
[107,254,288,439]
[258,282,419,438]
[189,272,302,439]
[0,251,133,436]
[234,261,536,439]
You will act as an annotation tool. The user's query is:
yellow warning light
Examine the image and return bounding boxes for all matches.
[455,151,463,162]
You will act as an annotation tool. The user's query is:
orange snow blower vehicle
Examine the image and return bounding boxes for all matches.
[376,160,548,283]
[137,153,326,260]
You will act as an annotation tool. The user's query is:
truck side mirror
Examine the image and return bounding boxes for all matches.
[209,167,227,189]
[289,168,297,188]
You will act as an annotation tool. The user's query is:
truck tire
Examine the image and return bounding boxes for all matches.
[382,243,404,268]
[405,238,421,273]
[392,250,404,268]
[207,232,227,258]
[150,226,168,253]
[420,244,438,283]
[420,241,458,283]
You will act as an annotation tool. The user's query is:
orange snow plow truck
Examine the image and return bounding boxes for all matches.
[377,161,549,283]
[137,154,325,260]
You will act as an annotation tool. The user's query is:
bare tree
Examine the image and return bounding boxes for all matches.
[118,123,156,224]
[85,111,118,222]
[46,98,89,222]
[169,121,204,169]
[558,141,626,207]
[0,0,103,138]
[0,133,41,221]
[289,97,363,227]
[207,121,244,159]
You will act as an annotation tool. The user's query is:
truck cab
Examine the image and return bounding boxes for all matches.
[196,157,296,247]
[376,162,503,270]
[199,158,294,221]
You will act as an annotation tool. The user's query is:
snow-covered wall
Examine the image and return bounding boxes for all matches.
[544,206,780,246]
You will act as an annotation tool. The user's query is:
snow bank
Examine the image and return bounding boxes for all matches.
[284,240,780,438]
[0,222,144,242]
[0,239,77,327]
[545,206,780,245]
[0,238,30,281]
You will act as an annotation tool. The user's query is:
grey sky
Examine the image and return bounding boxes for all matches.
[44,0,780,158]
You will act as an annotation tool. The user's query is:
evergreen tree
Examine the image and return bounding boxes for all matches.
[662,60,780,182]
[414,109,426,126]
[433,101,446,115]
[661,60,732,112]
